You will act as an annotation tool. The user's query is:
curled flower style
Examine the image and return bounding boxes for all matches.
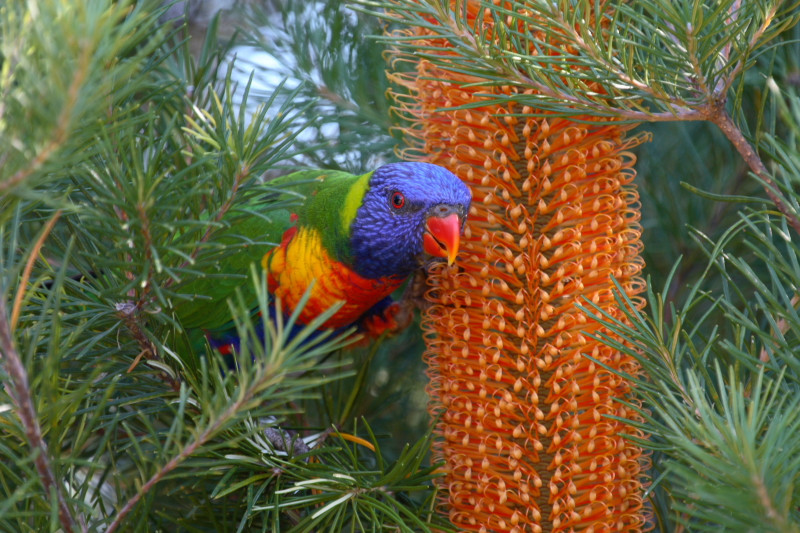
[388,3,651,532]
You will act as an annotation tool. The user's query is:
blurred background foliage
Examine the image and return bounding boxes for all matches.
[2,0,800,531]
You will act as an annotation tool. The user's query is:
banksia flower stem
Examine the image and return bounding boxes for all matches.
[388,4,650,531]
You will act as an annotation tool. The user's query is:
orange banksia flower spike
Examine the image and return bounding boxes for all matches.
[387,2,651,531]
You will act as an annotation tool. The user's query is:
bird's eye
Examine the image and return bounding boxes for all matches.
[391,191,405,209]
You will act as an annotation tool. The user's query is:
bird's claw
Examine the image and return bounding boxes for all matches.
[360,301,405,338]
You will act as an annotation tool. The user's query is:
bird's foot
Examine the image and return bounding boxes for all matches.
[360,301,406,338]
[399,268,430,313]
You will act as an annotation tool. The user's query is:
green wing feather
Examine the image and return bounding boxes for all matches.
[172,168,370,332]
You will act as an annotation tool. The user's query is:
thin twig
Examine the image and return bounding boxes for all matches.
[0,22,92,195]
[163,164,250,289]
[11,210,62,330]
[133,201,157,310]
[720,2,780,98]
[752,469,788,530]
[718,0,743,96]
[759,294,800,363]
[0,298,83,533]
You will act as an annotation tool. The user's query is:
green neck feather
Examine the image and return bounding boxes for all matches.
[300,170,373,265]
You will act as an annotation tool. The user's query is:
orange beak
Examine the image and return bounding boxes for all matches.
[423,212,462,266]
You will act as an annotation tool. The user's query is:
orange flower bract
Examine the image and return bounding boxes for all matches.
[388,3,650,532]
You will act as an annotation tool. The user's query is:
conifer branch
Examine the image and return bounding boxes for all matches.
[0,30,91,196]
[106,342,309,532]
[106,396,237,533]
[166,162,251,289]
[0,298,83,533]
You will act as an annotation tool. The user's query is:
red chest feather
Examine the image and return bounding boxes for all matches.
[262,226,404,329]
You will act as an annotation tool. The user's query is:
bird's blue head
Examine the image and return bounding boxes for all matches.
[349,162,472,279]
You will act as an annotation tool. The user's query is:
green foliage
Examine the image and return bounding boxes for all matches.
[583,205,800,530]
[579,20,800,529]
[0,1,166,206]
[0,1,443,531]
[362,0,800,121]
[233,0,397,171]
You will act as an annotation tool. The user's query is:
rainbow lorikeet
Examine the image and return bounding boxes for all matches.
[175,162,472,354]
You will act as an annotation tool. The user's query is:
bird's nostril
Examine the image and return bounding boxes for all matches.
[428,203,465,220]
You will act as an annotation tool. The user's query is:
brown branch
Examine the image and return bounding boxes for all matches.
[105,367,268,532]
[709,108,800,236]
[0,298,83,533]
[752,468,789,530]
[134,202,154,309]
[116,302,181,391]
[105,422,216,533]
